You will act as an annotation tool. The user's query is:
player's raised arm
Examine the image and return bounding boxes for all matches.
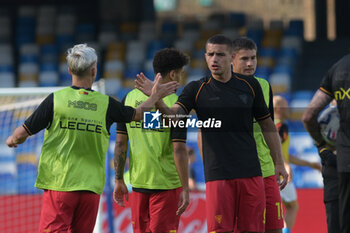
[135,72,187,118]
[135,72,155,97]
[132,75,178,121]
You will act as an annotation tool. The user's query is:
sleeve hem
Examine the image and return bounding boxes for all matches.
[23,124,32,136]
[172,139,186,143]
[256,113,271,121]
[175,102,189,114]
[320,87,333,97]
[116,130,128,135]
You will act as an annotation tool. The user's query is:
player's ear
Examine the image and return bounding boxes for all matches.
[90,65,97,77]
[169,70,176,80]
[231,52,236,60]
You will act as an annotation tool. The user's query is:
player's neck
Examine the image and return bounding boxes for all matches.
[212,72,231,83]
[72,76,94,89]
[161,75,173,84]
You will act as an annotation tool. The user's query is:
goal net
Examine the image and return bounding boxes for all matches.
[0,80,107,233]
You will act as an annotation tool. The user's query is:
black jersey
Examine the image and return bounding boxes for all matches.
[177,73,270,182]
[24,86,135,135]
[320,54,350,172]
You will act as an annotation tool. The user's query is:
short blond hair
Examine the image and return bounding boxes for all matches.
[66,44,97,76]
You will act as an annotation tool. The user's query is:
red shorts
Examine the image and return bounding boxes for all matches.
[206,177,266,233]
[264,175,284,230]
[131,187,182,233]
[39,190,100,233]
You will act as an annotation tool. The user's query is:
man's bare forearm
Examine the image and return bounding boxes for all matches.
[156,99,176,116]
[302,90,332,145]
[173,142,189,191]
[260,118,284,165]
[6,126,30,148]
[114,134,128,180]
[155,101,187,120]
[289,155,312,167]
[114,149,127,180]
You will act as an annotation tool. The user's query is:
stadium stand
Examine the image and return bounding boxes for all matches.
[0,3,330,232]
[0,2,322,191]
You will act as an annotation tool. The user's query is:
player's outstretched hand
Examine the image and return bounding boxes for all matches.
[151,74,178,99]
[6,136,18,148]
[176,189,190,216]
[113,179,129,207]
[275,163,288,190]
[135,72,154,97]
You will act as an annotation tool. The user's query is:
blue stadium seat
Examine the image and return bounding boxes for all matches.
[0,147,17,194]
[41,43,58,52]
[124,66,142,80]
[288,120,305,133]
[59,73,72,85]
[39,71,59,86]
[104,78,122,96]
[16,35,35,48]
[186,140,205,183]
[17,163,40,194]
[0,173,17,194]
[247,29,263,48]
[259,47,278,58]
[76,23,96,43]
[20,54,39,63]
[278,92,292,103]
[292,90,314,101]
[280,47,298,60]
[0,64,14,73]
[255,66,272,80]
[228,12,246,28]
[160,21,178,43]
[273,64,293,77]
[285,20,304,38]
[16,16,36,47]
[146,40,167,59]
[56,34,74,48]
[0,72,15,87]
[116,87,133,101]
[40,63,58,72]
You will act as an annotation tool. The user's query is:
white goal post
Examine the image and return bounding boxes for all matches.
[0,79,106,110]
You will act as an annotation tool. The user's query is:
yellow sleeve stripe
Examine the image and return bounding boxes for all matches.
[320,87,333,97]
[23,124,32,136]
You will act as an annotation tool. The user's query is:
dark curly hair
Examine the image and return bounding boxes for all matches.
[153,48,190,77]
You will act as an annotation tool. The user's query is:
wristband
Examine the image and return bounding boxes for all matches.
[314,140,326,149]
